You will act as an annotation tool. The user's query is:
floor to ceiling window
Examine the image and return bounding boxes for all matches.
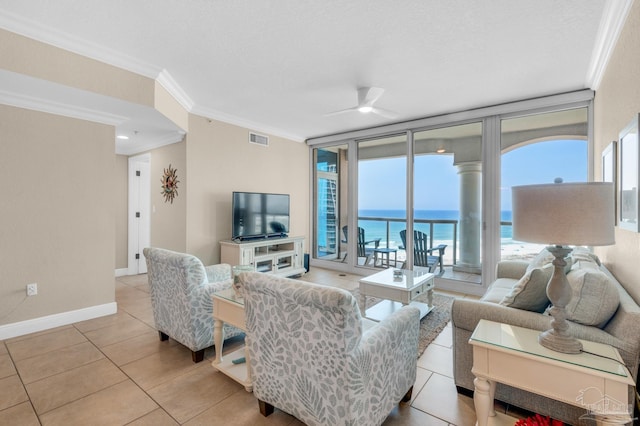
[313,145,348,261]
[412,122,483,284]
[309,91,593,294]
[356,135,407,269]
[500,108,588,260]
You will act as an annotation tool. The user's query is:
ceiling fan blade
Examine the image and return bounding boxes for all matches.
[358,87,384,106]
[371,106,398,119]
[324,107,358,117]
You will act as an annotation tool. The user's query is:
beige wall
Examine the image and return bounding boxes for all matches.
[117,117,308,268]
[154,82,189,132]
[149,140,187,252]
[0,105,115,325]
[594,0,640,300]
[0,29,155,107]
[185,116,310,264]
[0,27,309,332]
[115,155,129,269]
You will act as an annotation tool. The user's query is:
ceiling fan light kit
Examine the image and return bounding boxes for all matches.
[326,86,398,119]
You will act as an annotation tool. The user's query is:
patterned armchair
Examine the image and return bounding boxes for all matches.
[239,271,420,426]
[143,247,243,363]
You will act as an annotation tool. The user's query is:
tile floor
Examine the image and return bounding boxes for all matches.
[0,267,525,425]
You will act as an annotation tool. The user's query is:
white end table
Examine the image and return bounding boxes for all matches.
[211,288,252,392]
[470,319,634,426]
[359,267,435,321]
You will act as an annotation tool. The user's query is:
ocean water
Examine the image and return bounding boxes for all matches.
[356,209,514,248]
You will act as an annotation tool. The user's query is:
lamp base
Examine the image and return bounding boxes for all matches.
[539,245,583,355]
[538,329,583,354]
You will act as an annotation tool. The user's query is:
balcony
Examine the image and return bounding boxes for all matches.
[329,216,543,285]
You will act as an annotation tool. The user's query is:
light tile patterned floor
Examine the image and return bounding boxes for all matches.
[0,267,522,425]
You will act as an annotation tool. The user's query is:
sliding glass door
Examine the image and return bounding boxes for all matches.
[356,135,407,269]
[412,122,483,285]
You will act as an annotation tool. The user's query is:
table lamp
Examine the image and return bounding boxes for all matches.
[512,181,615,354]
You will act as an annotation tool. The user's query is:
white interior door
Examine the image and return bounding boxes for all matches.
[128,154,151,275]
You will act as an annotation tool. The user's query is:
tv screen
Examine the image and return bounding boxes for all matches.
[232,192,290,240]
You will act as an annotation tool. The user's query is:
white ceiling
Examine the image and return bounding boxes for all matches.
[0,0,633,153]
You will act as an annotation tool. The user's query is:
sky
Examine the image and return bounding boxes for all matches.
[358,139,588,211]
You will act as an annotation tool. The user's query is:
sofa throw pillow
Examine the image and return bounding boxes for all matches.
[500,265,552,313]
[571,246,602,266]
[526,249,554,270]
[526,248,572,274]
[565,269,619,328]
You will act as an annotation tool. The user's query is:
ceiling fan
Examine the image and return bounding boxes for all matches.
[326,87,398,119]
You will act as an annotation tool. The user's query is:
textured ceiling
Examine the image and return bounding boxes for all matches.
[0,0,631,150]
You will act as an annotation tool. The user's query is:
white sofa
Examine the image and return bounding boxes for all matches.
[451,248,640,424]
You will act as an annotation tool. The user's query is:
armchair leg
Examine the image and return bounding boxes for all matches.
[159,331,169,341]
[258,399,275,417]
[191,349,205,363]
[401,386,413,403]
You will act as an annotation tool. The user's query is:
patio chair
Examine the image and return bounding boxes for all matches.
[399,230,447,274]
[341,226,381,265]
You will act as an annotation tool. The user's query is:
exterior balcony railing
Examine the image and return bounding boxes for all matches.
[357,216,459,266]
[354,218,518,268]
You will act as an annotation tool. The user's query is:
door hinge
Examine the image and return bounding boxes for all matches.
[136,212,140,218]
[136,170,141,177]
[135,253,140,260]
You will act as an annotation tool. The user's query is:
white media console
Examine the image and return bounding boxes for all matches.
[220,236,306,277]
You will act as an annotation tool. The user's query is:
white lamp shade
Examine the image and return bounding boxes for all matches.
[512,182,615,246]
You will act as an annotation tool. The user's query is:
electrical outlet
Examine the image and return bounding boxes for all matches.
[26,283,37,296]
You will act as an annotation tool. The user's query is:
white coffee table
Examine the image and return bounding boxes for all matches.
[359,267,435,321]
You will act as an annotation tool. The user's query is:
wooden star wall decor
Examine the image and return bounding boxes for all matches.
[161,164,179,203]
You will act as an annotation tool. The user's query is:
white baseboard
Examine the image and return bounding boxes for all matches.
[115,268,129,277]
[0,302,118,340]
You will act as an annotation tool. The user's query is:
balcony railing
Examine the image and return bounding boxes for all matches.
[358,216,458,265]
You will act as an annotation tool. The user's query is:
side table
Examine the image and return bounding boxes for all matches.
[211,288,252,392]
[373,247,398,268]
[470,319,634,425]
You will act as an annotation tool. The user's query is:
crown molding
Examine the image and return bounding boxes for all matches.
[191,105,305,143]
[0,88,127,125]
[585,0,634,90]
[156,69,194,112]
[0,10,160,79]
[1,11,199,124]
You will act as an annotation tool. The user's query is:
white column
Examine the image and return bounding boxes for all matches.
[454,162,482,274]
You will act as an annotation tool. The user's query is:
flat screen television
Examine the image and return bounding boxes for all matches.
[232,191,290,240]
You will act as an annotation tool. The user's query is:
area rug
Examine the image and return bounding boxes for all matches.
[351,289,454,357]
